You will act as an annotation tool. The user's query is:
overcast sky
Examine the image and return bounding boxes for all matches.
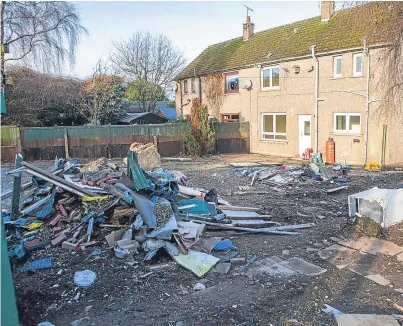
[68,1,322,79]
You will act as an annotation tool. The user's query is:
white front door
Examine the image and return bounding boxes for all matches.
[298,115,311,157]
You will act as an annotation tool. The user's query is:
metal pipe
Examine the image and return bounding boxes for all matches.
[364,40,371,165]
[311,45,319,153]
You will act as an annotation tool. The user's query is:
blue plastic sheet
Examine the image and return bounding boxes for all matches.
[178,199,210,215]
[213,239,238,251]
[18,258,52,272]
[36,188,56,220]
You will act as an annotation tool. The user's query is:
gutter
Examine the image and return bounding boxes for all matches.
[175,43,392,81]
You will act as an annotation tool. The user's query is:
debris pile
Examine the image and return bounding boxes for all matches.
[3,145,315,280]
[232,162,353,193]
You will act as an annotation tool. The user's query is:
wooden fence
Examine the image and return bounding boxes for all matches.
[1,122,249,162]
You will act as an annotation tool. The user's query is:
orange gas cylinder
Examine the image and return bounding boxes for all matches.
[326,138,335,164]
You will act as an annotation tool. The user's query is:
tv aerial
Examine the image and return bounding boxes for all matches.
[243,4,254,17]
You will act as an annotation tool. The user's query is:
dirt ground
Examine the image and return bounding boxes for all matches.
[7,154,403,326]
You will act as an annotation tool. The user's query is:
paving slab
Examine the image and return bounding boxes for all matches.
[337,237,403,256]
[318,244,367,269]
[279,257,327,276]
[335,314,400,326]
[247,257,296,277]
[359,238,403,256]
[365,274,391,286]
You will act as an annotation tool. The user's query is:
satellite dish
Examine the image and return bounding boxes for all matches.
[240,79,252,90]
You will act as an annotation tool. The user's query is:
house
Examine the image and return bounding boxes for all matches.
[118,112,168,125]
[175,1,403,165]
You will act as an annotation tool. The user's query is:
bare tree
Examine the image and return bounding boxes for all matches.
[111,32,186,112]
[81,60,125,125]
[1,1,87,87]
[340,1,403,122]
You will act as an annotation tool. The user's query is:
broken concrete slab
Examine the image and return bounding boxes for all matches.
[247,256,297,277]
[318,244,368,269]
[335,314,400,326]
[212,263,231,274]
[279,257,327,276]
[397,252,403,264]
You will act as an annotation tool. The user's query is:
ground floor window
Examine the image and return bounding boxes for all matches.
[334,113,361,133]
[262,113,286,140]
[221,114,240,122]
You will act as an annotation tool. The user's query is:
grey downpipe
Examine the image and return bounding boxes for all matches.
[311,45,319,153]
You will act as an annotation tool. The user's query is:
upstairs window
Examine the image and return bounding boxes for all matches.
[184,80,188,93]
[221,114,240,122]
[191,78,196,93]
[353,53,363,76]
[334,113,361,133]
[225,72,239,93]
[334,56,342,78]
[261,66,280,90]
[262,113,286,140]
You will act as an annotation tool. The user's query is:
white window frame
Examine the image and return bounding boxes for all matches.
[261,113,287,141]
[261,66,280,90]
[191,78,196,93]
[334,113,361,134]
[333,56,342,78]
[353,53,363,77]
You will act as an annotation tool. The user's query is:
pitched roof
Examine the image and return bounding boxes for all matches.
[118,112,168,124]
[176,2,402,80]
[120,100,170,113]
[158,107,177,120]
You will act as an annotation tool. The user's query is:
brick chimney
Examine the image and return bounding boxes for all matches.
[243,16,255,41]
[321,1,335,22]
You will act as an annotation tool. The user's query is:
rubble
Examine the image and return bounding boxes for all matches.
[3,150,403,325]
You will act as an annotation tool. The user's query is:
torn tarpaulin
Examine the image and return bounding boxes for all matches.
[116,184,157,228]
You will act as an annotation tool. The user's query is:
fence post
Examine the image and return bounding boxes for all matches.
[64,128,69,159]
[10,154,23,220]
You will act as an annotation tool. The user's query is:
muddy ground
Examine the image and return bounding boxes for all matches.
[6,154,403,326]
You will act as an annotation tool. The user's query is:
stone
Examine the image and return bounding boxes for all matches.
[193,283,206,291]
[230,257,246,265]
[282,249,290,256]
[62,241,77,250]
